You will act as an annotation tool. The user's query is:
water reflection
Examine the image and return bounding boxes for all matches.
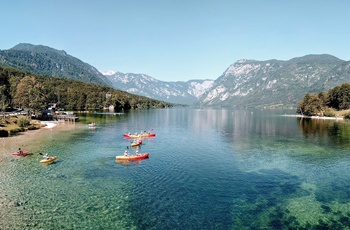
[3,108,350,229]
[298,118,350,148]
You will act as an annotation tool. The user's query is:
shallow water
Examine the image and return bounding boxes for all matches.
[2,108,350,229]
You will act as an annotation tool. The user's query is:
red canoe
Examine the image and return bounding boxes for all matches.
[124,133,156,138]
[12,151,30,156]
[116,153,149,161]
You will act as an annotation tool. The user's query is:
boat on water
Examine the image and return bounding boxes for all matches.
[40,156,57,164]
[131,139,143,147]
[124,133,156,138]
[116,153,149,161]
[88,122,96,128]
[12,151,30,156]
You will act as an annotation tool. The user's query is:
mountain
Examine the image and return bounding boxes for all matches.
[104,71,214,105]
[2,43,349,108]
[0,43,112,86]
[197,54,350,108]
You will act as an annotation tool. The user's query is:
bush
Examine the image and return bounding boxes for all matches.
[8,127,24,135]
[323,108,336,117]
[344,112,350,120]
[27,125,38,130]
[0,129,8,137]
[17,116,30,128]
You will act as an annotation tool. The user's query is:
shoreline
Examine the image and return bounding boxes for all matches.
[282,114,344,120]
[1,121,81,158]
[40,121,61,129]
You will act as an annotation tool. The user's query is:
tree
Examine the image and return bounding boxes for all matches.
[13,76,47,114]
[0,86,9,117]
[28,82,47,114]
[13,76,35,109]
[297,93,324,116]
[327,83,350,110]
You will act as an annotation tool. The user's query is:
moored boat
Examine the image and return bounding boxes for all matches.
[116,153,149,161]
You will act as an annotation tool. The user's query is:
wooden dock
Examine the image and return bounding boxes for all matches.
[53,115,79,122]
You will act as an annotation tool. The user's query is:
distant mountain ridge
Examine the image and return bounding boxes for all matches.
[197,54,350,108]
[105,72,214,104]
[0,43,111,86]
[1,43,350,108]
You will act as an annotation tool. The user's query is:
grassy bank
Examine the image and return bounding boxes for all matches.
[0,116,45,137]
[333,109,350,118]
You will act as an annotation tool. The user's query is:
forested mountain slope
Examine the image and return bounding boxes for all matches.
[0,43,112,86]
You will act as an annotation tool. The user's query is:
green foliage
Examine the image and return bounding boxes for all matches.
[344,112,350,120]
[297,93,324,116]
[17,116,30,128]
[298,83,350,117]
[0,44,111,86]
[27,125,38,130]
[323,107,335,117]
[327,83,350,110]
[0,129,8,137]
[9,127,25,135]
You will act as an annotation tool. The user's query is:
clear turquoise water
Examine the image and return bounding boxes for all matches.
[2,108,350,229]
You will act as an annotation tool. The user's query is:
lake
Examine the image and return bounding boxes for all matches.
[2,108,350,229]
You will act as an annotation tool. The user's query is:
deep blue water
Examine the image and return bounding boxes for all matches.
[2,108,350,229]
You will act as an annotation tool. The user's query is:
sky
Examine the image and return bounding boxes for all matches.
[1,0,350,81]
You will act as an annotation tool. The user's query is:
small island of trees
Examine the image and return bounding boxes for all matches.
[297,82,350,119]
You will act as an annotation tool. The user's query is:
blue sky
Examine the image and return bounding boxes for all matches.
[1,1,349,81]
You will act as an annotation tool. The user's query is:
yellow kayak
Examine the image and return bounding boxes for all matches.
[40,156,57,164]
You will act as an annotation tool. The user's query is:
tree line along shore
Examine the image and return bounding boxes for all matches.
[2,66,350,138]
[297,82,350,119]
[0,66,176,137]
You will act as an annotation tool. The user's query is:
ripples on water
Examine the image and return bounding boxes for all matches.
[2,108,350,229]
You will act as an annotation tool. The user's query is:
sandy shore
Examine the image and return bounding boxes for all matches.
[41,121,60,129]
[0,121,81,158]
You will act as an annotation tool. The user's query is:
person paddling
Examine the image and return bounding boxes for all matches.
[17,148,24,155]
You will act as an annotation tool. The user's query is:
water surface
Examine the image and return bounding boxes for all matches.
[2,108,350,229]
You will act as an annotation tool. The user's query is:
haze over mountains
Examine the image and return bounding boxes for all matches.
[1,43,350,108]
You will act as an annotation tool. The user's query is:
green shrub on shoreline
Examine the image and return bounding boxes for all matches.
[0,116,42,137]
[344,113,350,120]
[17,116,31,128]
[0,129,8,137]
